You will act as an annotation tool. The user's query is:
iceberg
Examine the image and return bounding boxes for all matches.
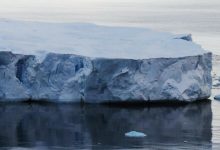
[0,20,212,103]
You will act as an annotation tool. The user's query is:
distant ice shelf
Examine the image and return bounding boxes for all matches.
[0,20,212,103]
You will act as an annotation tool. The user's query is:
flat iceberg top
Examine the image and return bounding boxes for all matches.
[0,20,207,59]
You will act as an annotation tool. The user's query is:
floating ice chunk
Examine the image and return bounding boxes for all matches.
[214,95,220,100]
[125,131,147,138]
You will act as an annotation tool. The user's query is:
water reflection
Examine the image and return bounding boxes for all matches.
[0,101,212,149]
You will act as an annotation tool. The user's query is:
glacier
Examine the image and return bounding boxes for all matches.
[0,20,212,103]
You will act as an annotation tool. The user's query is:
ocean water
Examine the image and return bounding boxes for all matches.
[0,0,219,54]
[0,99,220,149]
[0,101,214,150]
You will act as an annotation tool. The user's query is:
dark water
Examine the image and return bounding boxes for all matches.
[0,100,214,150]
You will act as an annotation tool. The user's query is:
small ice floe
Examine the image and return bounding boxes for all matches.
[125,131,147,138]
[214,95,220,100]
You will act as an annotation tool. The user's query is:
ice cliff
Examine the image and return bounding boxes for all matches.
[0,20,212,103]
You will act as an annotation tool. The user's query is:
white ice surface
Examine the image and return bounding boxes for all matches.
[0,20,207,59]
[125,131,147,138]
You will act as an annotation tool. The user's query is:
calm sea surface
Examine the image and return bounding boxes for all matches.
[0,99,219,150]
[0,0,220,149]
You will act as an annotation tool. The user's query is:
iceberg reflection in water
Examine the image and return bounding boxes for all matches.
[0,101,212,149]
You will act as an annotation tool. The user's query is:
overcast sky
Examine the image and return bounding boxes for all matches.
[0,0,220,11]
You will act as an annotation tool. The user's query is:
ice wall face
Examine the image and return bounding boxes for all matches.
[85,53,212,103]
[0,52,29,100]
[0,51,212,103]
[13,53,93,102]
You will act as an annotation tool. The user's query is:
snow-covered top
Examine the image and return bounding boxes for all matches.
[0,20,208,59]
